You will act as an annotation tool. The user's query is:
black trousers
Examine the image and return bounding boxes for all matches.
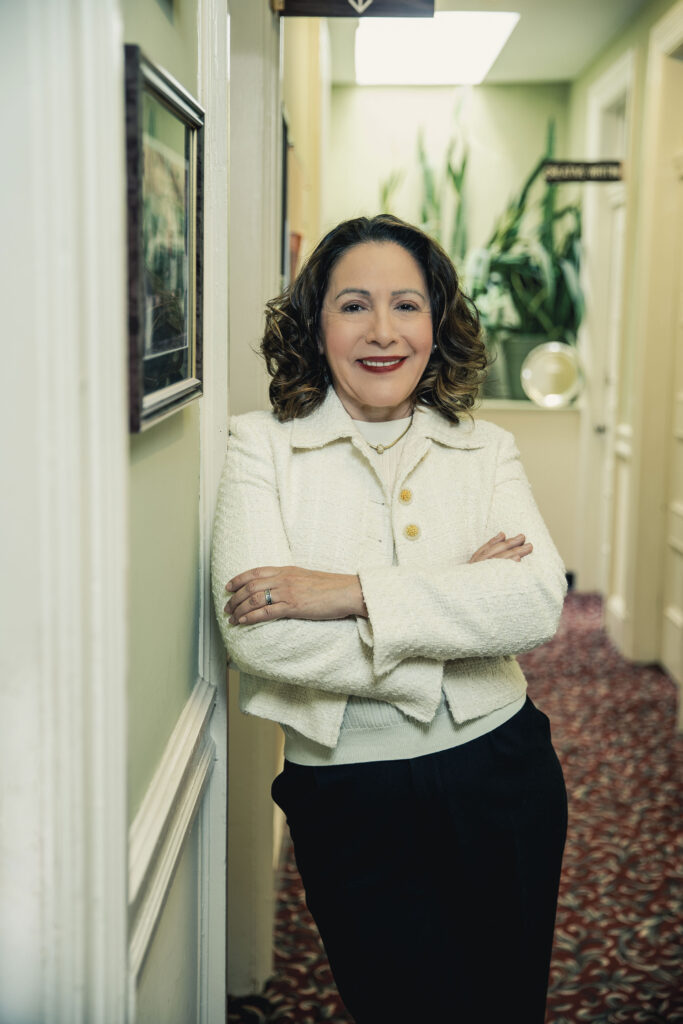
[272,698,567,1024]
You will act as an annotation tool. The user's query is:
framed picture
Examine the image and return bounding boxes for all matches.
[124,46,204,432]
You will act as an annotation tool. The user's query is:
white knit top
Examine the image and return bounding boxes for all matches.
[282,416,525,766]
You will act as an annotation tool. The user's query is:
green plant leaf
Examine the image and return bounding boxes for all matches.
[558,257,584,329]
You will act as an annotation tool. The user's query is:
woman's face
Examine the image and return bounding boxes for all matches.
[320,241,433,422]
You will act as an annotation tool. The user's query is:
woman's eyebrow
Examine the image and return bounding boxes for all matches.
[333,287,427,301]
[333,287,371,300]
[391,288,427,300]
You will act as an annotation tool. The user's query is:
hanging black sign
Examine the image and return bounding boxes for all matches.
[544,161,623,183]
[271,0,434,16]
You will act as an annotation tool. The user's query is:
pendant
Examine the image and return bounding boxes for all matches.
[375,444,385,454]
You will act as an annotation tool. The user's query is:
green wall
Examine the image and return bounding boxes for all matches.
[121,0,197,88]
[136,818,200,1022]
[325,82,570,251]
[128,405,200,818]
[121,0,201,823]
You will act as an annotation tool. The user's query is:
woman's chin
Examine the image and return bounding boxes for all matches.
[332,382,417,422]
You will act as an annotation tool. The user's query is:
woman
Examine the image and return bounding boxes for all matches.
[212,215,567,1024]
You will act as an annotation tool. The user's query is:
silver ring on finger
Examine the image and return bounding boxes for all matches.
[264,588,273,606]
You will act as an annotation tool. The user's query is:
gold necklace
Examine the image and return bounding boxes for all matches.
[366,414,414,455]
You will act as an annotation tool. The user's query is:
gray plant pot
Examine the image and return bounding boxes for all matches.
[502,333,545,401]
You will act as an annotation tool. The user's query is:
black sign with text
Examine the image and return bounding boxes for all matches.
[544,161,623,183]
[271,0,434,16]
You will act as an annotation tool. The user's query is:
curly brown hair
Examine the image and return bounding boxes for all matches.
[261,214,487,423]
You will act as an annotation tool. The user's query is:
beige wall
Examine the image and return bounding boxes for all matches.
[477,405,581,572]
[282,18,330,263]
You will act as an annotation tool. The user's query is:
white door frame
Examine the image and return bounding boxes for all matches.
[226,0,283,996]
[196,0,230,1017]
[576,50,634,597]
[621,0,683,661]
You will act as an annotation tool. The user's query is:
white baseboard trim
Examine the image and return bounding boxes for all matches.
[605,593,629,651]
[128,677,216,984]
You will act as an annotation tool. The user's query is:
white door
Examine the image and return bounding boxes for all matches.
[613,2,683,675]
[596,182,627,594]
[577,54,633,603]
[659,64,683,714]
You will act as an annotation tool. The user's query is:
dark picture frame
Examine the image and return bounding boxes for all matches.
[125,45,204,432]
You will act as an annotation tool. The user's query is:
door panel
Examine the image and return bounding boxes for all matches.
[660,130,683,709]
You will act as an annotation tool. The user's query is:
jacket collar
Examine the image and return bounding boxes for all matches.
[290,387,486,450]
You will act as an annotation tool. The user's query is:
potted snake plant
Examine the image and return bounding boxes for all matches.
[466,121,584,400]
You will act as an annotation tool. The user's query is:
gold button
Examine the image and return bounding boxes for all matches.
[404,523,420,540]
[399,488,413,504]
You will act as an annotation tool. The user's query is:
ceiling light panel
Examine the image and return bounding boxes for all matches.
[355,11,520,85]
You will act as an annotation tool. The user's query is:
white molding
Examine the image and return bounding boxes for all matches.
[606,181,626,207]
[197,0,230,695]
[614,423,633,460]
[605,594,629,653]
[76,4,129,1017]
[650,0,683,55]
[128,679,216,991]
[228,0,282,416]
[664,605,683,629]
[479,400,580,415]
[225,0,283,997]
[587,49,636,138]
[197,0,230,1019]
[0,2,128,1022]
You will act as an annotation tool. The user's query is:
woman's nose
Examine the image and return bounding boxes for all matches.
[367,305,396,345]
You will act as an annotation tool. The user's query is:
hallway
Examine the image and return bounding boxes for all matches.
[3,2,683,1020]
[228,594,683,1024]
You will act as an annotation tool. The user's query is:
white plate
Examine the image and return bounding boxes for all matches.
[520,342,583,408]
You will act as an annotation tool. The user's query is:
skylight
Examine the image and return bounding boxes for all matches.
[355,11,520,86]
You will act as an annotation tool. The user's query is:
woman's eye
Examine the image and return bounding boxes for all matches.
[341,302,365,313]
[396,302,418,312]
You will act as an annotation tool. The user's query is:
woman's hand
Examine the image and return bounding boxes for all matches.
[468,532,532,564]
[224,535,531,626]
[225,566,367,625]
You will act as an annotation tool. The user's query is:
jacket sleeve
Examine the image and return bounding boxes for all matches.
[356,429,568,677]
[210,416,443,722]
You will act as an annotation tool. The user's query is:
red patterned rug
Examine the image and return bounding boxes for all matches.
[228,593,683,1023]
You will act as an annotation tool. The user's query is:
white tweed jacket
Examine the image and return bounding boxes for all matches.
[211,388,567,748]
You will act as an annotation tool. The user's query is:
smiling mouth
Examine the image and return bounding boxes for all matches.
[357,357,407,372]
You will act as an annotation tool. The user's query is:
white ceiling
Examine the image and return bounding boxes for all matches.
[328,0,650,83]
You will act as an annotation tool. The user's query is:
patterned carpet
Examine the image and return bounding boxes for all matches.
[228,593,683,1023]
